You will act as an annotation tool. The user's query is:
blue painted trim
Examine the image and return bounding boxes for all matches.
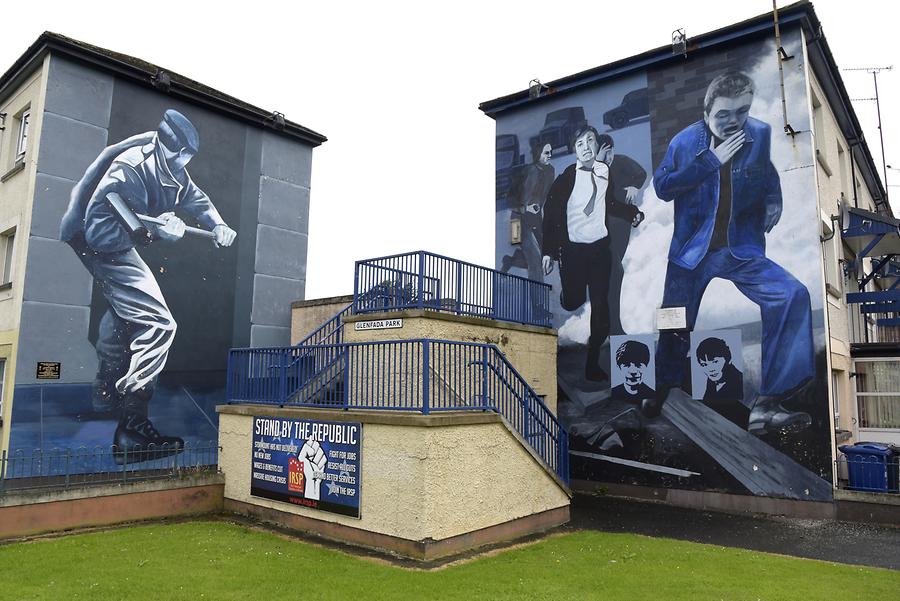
[847,290,900,304]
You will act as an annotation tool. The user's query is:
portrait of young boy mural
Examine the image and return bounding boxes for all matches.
[493,31,833,501]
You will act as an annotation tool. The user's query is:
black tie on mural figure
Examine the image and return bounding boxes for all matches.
[540,125,643,382]
[59,109,238,463]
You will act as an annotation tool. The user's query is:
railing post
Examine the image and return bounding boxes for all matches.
[64,449,71,490]
[422,340,430,415]
[342,346,350,410]
[523,391,530,442]
[456,261,462,316]
[353,260,360,314]
[417,252,426,310]
[521,278,528,324]
[0,450,5,494]
[225,351,232,402]
[482,346,489,409]
[279,348,288,404]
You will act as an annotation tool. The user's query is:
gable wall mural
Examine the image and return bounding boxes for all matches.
[494,28,833,501]
[6,56,313,466]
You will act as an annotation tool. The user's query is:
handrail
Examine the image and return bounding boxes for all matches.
[353,251,553,328]
[297,304,351,347]
[227,338,568,484]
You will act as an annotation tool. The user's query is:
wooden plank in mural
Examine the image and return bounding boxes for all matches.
[661,390,832,501]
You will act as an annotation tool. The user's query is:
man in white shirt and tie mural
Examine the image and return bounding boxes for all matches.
[542,125,643,381]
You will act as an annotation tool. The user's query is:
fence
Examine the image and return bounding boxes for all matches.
[353,251,552,328]
[227,339,568,483]
[0,442,219,494]
[835,454,899,494]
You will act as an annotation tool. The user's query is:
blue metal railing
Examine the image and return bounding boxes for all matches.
[353,251,553,328]
[227,339,568,483]
[0,442,219,493]
[296,304,351,347]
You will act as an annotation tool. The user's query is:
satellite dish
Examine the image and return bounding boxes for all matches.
[838,198,851,233]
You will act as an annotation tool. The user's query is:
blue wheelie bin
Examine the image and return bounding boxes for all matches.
[839,443,898,493]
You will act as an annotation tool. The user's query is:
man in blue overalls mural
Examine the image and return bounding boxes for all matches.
[60,109,237,462]
[652,72,814,435]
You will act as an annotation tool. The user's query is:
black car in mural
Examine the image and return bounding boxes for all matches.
[495,134,525,206]
[529,107,587,155]
[603,88,649,130]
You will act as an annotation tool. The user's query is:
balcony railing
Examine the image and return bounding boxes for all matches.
[227,339,568,484]
[353,251,552,328]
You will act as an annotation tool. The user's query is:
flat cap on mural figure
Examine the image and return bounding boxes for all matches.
[60,109,238,464]
[652,72,814,434]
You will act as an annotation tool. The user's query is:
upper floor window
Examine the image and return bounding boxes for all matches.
[0,228,15,286]
[15,111,30,162]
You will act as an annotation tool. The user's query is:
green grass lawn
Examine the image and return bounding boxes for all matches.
[0,521,896,600]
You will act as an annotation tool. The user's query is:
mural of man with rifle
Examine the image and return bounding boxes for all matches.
[59,109,237,462]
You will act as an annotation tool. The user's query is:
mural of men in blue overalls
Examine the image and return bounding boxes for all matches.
[60,109,237,462]
[652,72,814,435]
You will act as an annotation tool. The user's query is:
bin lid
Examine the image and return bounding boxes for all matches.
[839,443,893,456]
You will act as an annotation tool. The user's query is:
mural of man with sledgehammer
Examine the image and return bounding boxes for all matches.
[59,109,237,462]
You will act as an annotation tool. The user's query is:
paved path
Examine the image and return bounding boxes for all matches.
[569,494,900,571]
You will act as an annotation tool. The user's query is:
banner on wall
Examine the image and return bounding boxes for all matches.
[250,417,362,518]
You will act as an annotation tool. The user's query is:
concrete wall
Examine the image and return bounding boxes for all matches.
[343,310,558,411]
[0,56,51,452]
[806,65,897,449]
[250,133,312,348]
[218,407,569,550]
[290,294,353,344]
[15,56,113,388]
[0,475,224,539]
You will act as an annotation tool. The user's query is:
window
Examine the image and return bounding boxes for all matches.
[855,360,900,429]
[837,141,849,200]
[822,218,842,296]
[832,370,841,423]
[0,358,5,420]
[0,229,14,286]
[15,111,30,162]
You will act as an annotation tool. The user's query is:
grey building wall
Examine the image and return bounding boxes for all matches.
[17,56,315,382]
[249,132,312,347]
[17,56,113,384]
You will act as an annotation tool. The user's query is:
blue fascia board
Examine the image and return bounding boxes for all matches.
[859,302,900,314]
[847,290,900,304]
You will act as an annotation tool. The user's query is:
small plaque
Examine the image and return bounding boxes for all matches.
[657,307,687,331]
[354,319,403,331]
[36,361,61,379]
[510,217,522,244]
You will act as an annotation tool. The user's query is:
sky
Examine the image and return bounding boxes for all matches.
[0,0,896,299]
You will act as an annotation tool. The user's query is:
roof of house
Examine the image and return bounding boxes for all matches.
[0,31,326,147]
[479,1,889,212]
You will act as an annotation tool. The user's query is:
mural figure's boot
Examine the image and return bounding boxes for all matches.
[91,378,122,414]
[113,413,184,466]
[747,395,811,436]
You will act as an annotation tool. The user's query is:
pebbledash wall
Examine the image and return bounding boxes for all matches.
[0,33,324,455]
[481,5,859,504]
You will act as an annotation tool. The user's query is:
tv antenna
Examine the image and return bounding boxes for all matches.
[844,65,893,201]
